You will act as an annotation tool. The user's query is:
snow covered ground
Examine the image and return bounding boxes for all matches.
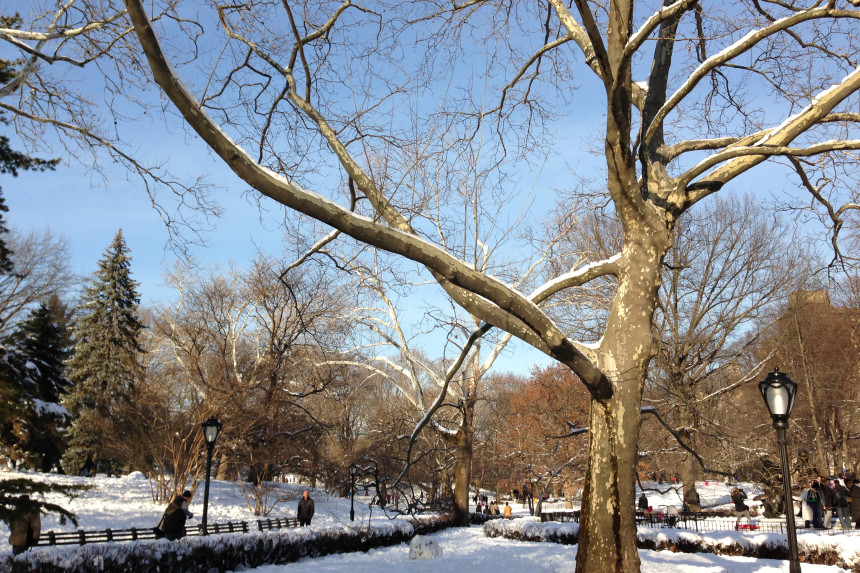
[1,470,857,572]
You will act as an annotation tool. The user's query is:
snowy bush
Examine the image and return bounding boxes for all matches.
[483,517,579,544]
[5,515,457,573]
[485,518,860,569]
[408,535,442,560]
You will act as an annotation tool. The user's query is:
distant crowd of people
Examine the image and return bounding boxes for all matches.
[731,475,860,531]
[474,494,513,518]
[798,476,859,530]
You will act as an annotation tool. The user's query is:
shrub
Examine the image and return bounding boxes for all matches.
[5,515,457,573]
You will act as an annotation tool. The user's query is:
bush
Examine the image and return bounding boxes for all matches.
[5,515,457,573]
[485,519,860,569]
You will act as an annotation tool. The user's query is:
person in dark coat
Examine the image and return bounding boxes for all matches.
[731,487,751,529]
[820,477,836,529]
[850,479,860,529]
[8,495,41,555]
[809,481,825,528]
[161,490,193,540]
[297,490,314,526]
[638,494,648,512]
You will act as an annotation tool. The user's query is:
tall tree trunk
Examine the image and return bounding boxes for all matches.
[452,426,473,526]
[793,314,828,473]
[678,407,701,511]
[215,452,230,481]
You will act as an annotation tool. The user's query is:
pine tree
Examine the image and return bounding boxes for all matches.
[4,300,73,471]
[62,230,144,475]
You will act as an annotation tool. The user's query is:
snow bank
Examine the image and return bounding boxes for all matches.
[486,518,860,569]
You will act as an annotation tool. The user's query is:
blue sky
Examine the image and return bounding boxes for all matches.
[0,0,826,380]
[2,134,556,376]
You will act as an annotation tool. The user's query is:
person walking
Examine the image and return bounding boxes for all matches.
[820,477,836,529]
[638,493,648,513]
[731,487,751,530]
[161,490,194,540]
[832,478,852,530]
[8,495,41,556]
[297,490,315,527]
[806,481,825,529]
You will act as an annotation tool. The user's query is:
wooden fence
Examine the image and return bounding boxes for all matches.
[36,516,300,547]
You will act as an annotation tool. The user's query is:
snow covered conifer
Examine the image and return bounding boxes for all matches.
[62,230,144,475]
[4,300,72,471]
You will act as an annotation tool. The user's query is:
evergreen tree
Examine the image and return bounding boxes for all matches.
[3,300,72,471]
[0,478,85,530]
[62,230,144,475]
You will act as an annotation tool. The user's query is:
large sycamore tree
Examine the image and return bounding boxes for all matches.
[3,0,860,570]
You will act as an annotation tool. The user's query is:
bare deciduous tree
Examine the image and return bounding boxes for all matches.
[4,1,860,569]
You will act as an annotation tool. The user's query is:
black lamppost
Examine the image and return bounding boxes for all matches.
[759,368,800,573]
[201,416,222,535]
[349,463,358,521]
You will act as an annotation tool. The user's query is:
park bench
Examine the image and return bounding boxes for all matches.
[255,516,299,531]
[539,510,580,523]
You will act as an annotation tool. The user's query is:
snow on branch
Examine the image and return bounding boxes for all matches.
[622,0,695,69]
[645,6,860,149]
[528,254,621,304]
[680,139,860,190]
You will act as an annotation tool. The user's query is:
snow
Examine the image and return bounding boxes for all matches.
[31,400,70,418]
[528,253,621,302]
[1,471,856,572]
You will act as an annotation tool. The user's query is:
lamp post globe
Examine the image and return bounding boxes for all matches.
[758,367,798,428]
[758,368,800,573]
[200,417,222,535]
[202,416,222,445]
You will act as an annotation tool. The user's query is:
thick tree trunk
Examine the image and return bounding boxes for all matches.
[452,426,473,526]
[680,451,701,511]
[575,382,643,573]
[575,218,671,572]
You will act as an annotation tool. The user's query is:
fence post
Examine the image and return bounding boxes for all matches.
[242,521,248,533]
[130,527,138,541]
[106,528,113,541]
[257,519,263,531]
[48,531,56,545]
[78,530,86,545]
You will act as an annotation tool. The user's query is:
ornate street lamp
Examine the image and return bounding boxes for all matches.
[758,368,800,573]
[349,463,358,522]
[200,416,222,535]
